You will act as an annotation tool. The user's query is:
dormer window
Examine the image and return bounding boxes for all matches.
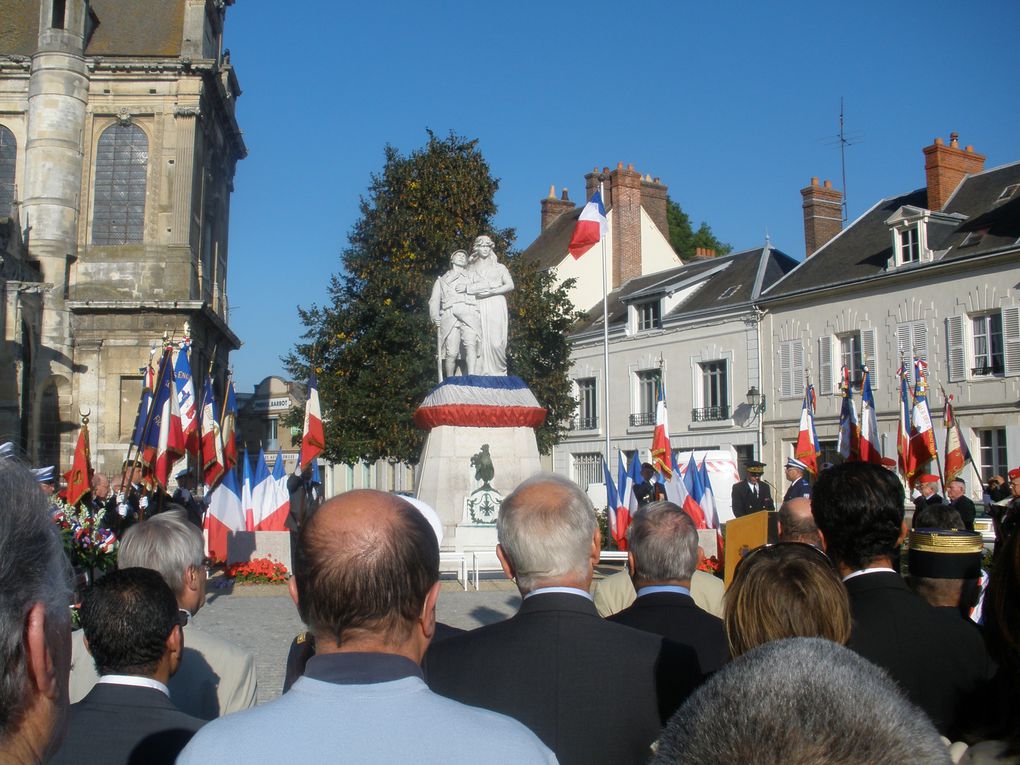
[885,205,967,268]
[899,227,920,263]
[636,300,661,331]
[996,184,1019,203]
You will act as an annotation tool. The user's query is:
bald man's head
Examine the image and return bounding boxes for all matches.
[294,490,439,648]
[779,497,822,547]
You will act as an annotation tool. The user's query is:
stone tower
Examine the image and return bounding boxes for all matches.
[0,0,245,473]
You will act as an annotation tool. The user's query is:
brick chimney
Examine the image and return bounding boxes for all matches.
[694,247,717,258]
[540,185,575,231]
[610,162,643,288]
[641,173,669,240]
[923,133,985,211]
[800,178,843,258]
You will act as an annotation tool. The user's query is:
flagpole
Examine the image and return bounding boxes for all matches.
[119,337,171,495]
[600,181,611,479]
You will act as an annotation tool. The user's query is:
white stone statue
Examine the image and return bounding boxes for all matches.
[466,235,514,376]
[429,249,482,378]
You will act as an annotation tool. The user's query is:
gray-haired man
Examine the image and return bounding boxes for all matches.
[70,512,256,718]
[0,459,74,765]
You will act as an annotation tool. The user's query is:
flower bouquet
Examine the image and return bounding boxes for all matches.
[225,556,289,584]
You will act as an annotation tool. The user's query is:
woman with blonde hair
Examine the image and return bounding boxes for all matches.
[724,542,851,657]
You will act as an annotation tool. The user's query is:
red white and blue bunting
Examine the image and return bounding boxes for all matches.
[414,376,546,430]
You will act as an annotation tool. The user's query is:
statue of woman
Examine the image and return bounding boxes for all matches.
[467,235,514,376]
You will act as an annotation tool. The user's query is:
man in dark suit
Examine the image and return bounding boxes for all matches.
[945,478,976,531]
[731,460,774,517]
[425,474,702,765]
[633,462,666,506]
[783,457,812,502]
[812,462,993,739]
[911,473,944,527]
[608,501,728,674]
[52,567,204,765]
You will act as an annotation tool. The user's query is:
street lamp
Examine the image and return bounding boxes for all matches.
[746,386,767,419]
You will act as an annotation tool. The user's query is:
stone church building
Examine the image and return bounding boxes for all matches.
[0,0,243,473]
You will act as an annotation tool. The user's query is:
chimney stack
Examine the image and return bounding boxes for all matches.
[923,133,985,211]
[610,162,643,288]
[694,247,717,259]
[540,185,575,231]
[800,178,843,258]
[641,173,669,241]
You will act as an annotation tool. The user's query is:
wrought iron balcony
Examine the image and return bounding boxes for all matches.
[691,405,730,422]
[629,411,656,427]
[569,417,599,431]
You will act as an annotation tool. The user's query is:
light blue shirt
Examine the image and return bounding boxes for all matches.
[636,584,691,598]
[524,586,593,601]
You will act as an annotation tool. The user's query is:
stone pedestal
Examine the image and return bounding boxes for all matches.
[220,530,293,573]
[415,425,542,552]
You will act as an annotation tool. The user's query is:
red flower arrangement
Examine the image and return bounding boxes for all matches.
[697,555,722,576]
[226,556,289,584]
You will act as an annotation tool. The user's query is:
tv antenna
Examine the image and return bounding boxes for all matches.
[820,98,863,223]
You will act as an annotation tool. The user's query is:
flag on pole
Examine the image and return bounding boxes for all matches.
[651,386,674,481]
[143,348,186,490]
[681,454,708,529]
[897,363,912,477]
[64,420,92,507]
[258,450,291,532]
[173,342,199,455]
[907,358,938,485]
[836,366,860,461]
[603,459,628,549]
[859,368,883,465]
[568,189,608,259]
[250,448,273,530]
[130,351,157,448]
[943,393,973,484]
[221,379,238,473]
[241,451,255,532]
[699,456,725,567]
[794,384,821,475]
[199,375,225,489]
[205,467,243,562]
[300,372,325,471]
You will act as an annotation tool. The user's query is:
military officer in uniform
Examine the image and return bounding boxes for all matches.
[783,457,812,502]
[731,461,774,518]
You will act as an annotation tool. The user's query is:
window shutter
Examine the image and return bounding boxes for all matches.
[896,324,911,359]
[792,341,805,394]
[946,315,966,382]
[913,321,929,367]
[779,342,792,398]
[818,336,834,395]
[1003,306,1020,377]
[860,328,878,389]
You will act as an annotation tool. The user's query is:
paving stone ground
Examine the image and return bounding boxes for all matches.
[195,565,624,705]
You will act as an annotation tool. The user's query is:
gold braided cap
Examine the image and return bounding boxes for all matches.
[909,529,984,554]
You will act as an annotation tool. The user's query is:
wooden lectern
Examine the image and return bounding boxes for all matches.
[723,510,779,588]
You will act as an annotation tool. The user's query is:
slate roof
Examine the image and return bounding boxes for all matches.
[763,161,1020,299]
[0,0,186,58]
[520,206,583,270]
[573,245,797,336]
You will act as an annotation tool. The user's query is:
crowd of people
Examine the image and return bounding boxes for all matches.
[1,454,1018,765]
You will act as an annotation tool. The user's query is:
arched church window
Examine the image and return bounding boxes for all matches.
[92,124,148,245]
[0,125,15,218]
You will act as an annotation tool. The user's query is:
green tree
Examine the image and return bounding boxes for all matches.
[666,197,731,259]
[286,131,579,465]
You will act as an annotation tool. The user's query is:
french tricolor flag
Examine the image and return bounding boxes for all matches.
[300,372,325,471]
[568,189,608,259]
[205,468,244,563]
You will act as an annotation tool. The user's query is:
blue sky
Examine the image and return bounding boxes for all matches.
[223,0,1019,392]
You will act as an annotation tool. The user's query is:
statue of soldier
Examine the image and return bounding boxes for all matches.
[429,249,482,378]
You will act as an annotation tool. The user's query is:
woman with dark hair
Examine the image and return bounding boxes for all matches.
[724,542,851,657]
